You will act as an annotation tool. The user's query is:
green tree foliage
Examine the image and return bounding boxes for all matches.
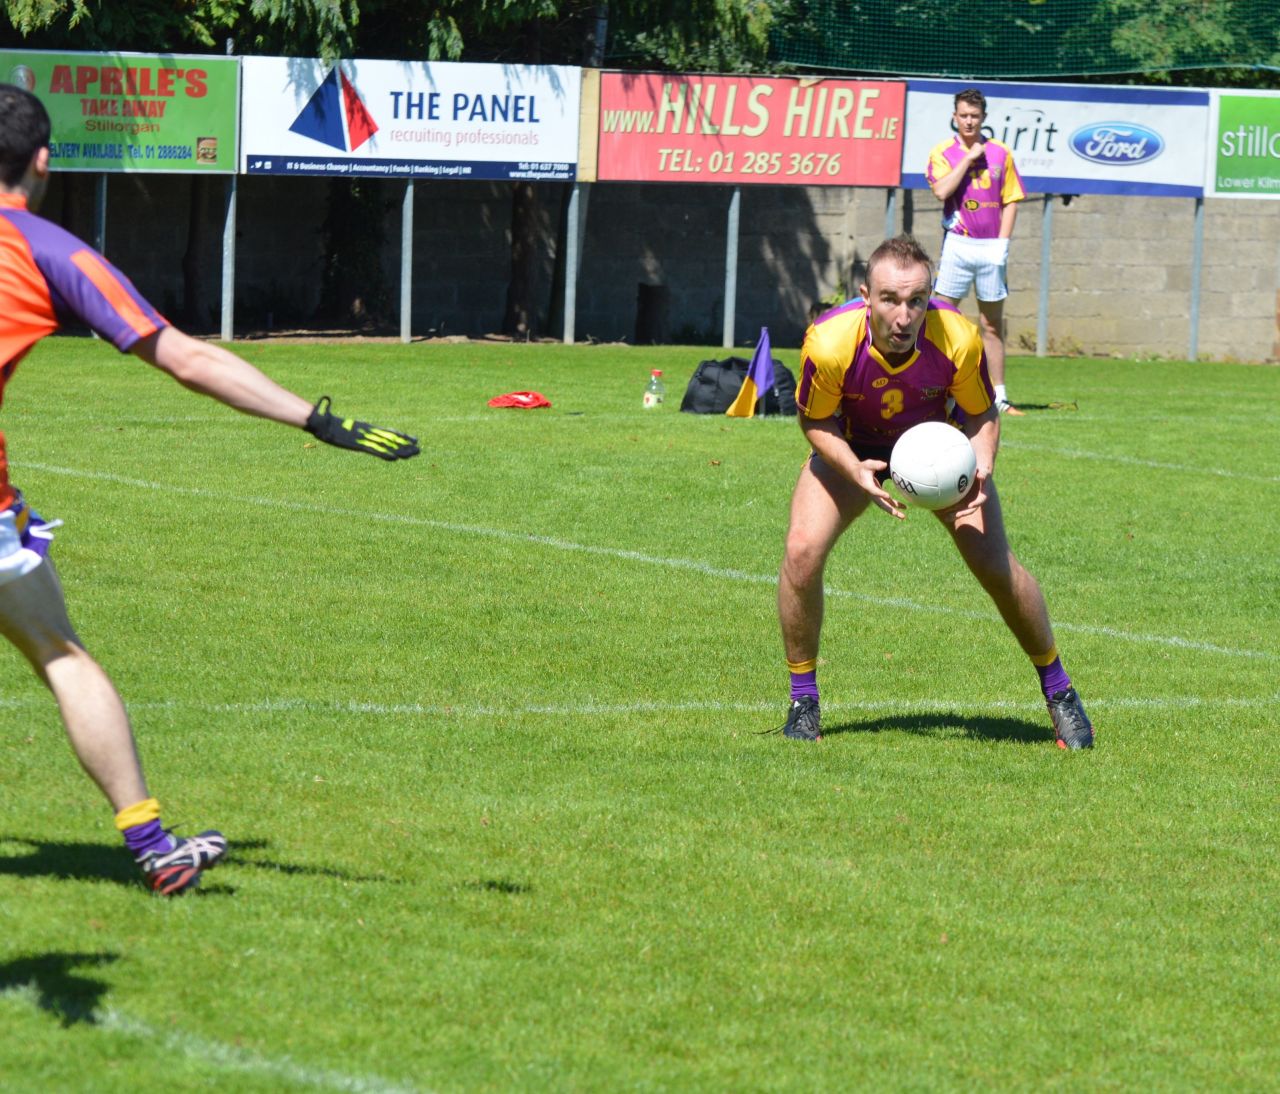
[4,0,246,52]
[240,0,361,59]
[1062,0,1280,86]
[5,0,774,70]
[769,0,1280,85]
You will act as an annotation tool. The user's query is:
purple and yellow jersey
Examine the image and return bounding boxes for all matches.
[925,137,1025,238]
[796,299,995,450]
[0,192,167,508]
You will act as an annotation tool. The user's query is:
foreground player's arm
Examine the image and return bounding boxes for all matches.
[951,406,999,518]
[133,327,419,459]
[800,414,905,520]
[934,309,997,516]
[133,327,312,425]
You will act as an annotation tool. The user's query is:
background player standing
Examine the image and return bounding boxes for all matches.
[0,84,420,894]
[774,236,1092,750]
[926,88,1026,416]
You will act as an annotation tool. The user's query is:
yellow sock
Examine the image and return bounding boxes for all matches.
[114,797,162,832]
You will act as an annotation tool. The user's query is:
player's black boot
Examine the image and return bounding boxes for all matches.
[779,696,821,741]
[1047,688,1094,750]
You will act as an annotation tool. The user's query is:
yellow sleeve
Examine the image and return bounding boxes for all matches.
[1000,147,1026,205]
[797,314,858,420]
[925,139,953,187]
[928,310,994,416]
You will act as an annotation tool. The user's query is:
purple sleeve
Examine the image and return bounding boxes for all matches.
[18,211,166,351]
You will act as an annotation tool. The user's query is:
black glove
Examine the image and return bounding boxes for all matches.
[303,396,419,461]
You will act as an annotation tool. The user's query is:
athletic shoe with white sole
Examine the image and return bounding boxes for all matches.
[138,830,228,895]
[1047,688,1094,750]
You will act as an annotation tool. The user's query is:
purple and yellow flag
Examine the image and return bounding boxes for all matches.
[725,327,775,418]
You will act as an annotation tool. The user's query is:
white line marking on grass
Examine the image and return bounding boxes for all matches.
[19,461,1277,661]
[23,414,239,425]
[0,987,422,1093]
[1003,441,1280,485]
[3,693,1277,720]
[208,693,1275,717]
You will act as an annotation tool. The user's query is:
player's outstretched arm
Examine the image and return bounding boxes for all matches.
[131,328,419,460]
[132,327,312,426]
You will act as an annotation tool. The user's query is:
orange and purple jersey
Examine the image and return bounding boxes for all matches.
[797,299,994,450]
[926,137,1025,238]
[0,192,166,508]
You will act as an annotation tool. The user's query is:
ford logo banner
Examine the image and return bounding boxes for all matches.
[1069,122,1165,166]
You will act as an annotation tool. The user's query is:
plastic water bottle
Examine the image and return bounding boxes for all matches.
[642,369,666,409]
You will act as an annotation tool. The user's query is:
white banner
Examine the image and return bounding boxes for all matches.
[240,58,579,180]
[902,78,1209,199]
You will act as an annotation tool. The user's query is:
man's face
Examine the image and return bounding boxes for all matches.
[860,260,932,358]
[953,102,986,142]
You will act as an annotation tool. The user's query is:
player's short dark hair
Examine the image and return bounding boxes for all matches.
[866,235,933,287]
[954,88,987,114]
[0,84,52,187]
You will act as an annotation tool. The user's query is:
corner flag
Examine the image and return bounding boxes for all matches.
[725,328,775,418]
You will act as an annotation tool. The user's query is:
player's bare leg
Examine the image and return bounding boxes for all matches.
[0,560,148,809]
[976,298,1023,415]
[940,483,1093,748]
[776,457,870,739]
[939,479,1054,655]
[779,456,869,664]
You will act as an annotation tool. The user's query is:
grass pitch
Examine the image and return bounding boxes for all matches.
[0,337,1277,1091]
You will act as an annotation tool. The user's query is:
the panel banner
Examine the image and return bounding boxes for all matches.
[597,73,904,186]
[240,58,579,181]
[2,49,239,173]
[1207,91,1280,199]
[902,79,1209,198]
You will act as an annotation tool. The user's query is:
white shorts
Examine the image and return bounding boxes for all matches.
[0,497,55,587]
[935,234,1010,303]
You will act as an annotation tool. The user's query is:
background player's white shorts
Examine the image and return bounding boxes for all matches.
[935,234,1010,302]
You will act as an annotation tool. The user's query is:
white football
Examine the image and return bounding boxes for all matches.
[889,422,978,510]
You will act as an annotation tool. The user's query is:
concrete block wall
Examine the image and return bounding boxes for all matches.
[574,183,900,348]
[962,192,1280,362]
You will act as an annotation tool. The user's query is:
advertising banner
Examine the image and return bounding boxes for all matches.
[902,79,1209,198]
[597,73,905,186]
[1207,90,1280,199]
[1,49,239,173]
[240,58,579,181]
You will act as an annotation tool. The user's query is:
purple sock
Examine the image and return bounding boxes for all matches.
[790,669,819,702]
[1035,657,1072,700]
[122,818,176,859]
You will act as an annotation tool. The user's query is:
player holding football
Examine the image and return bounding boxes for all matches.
[927,88,1026,416]
[774,235,1092,749]
[0,84,420,894]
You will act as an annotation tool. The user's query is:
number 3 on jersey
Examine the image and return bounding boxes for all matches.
[880,389,904,420]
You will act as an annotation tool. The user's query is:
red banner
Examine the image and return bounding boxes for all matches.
[597,73,904,186]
